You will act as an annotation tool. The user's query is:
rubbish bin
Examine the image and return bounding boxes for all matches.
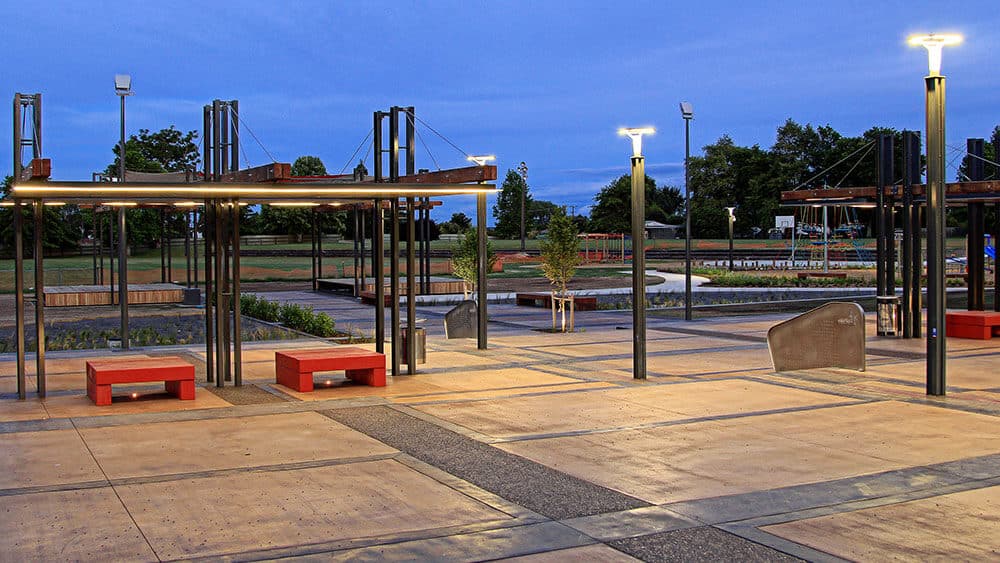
[400,326,426,364]
[876,295,900,337]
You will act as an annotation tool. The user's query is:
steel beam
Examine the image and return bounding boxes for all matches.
[925,75,946,396]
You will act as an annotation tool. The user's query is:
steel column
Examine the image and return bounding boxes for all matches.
[683,118,692,321]
[14,202,25,399]
[231,201,242,386]
[353,206,360,296]
[876,134,892,297]
[631,156,647,380]
[118,207,129,349]
[311,210,318,290]
[160,209,167,282]
[966,138,985,311]
[902,130,921,338]
[33,202,45,397]
[407,198,417,372]
[374,201,385,354]
[204,201,215,383]
[390,200,401,376]
[184,211,191,287]
[214,201,226,387]
[476,192,488,350]
[925,75,947,396]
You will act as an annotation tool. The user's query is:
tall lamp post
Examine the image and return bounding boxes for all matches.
[620,127,654,380]
[726,207,736,271]
[115,74,132,350]
[517,161,528,251]
[680,102,694,321]
[910,33,961,396]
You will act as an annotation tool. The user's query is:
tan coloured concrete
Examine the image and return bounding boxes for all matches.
[276,374,452,401]
[645,348,773,376]
[399,381,615,405]
[540,337,733,359]
[764,485,1000,561]
[0,488,155,561]
[81,411,397,479]
[0,399,49,422]
[0,429,105,489]
[499,544,640,562]
[424,350,506,369]
[500,400,1000,504]
[115,459,511,560]
[417,380,847,439]
[40,386,231,419]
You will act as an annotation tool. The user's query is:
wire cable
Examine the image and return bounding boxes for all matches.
[400,108,470,160]
[339,129,374,175]
[791,140,875,190]
[831,143,875,189]
[229,106,277,163]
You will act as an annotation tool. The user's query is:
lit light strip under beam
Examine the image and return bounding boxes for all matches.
[10,181,496,202]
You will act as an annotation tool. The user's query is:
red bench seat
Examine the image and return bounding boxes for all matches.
[945,311,1000,339]
[275,347,386,392]
[86,356,196,406]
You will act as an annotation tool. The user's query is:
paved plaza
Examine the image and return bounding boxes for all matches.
[2,295,1000,561]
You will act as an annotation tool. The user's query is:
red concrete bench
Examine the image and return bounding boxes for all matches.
[515,292,598,311]
[275,347,386,392]
[945,311,1000,339]
[86,356,195,406]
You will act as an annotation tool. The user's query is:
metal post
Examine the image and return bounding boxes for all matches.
[353,206,360,296]
[160,209,167,282]
[108,211,114,303]
[317,210,323,282]
[232,201,242,386]
[631,156,646,379]
[311,210,318,290]
[876,134,891,297]
[374,200,385,353]
[823,207,829,273]
[902,131,920,338]
[92,212,99,284]
[683,117,692,321]
[193,209,199,292]
[33,202,46,397]
[14,202,25,399]
[119,95,126,184]
[185,211,191,287]
[407,197,417,372]
[212,100,222,181]
[166,212,172,282]
[966,138,985,311]
[519,163,527,251]
[476,192,488,350]
[229,100,239,171]
[204,201,214,382]
[925,75,946,396]
[391,200,401,376]
[118,207,129,349]
[214,201,226,387]
[728,212,735,271]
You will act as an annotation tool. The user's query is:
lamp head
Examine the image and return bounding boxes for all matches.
[679,102,694,119]
[114,74,133,96]
[726,206,736,219]
[908,33,962,76]
[618,127,655,157]
[467,155,496,167]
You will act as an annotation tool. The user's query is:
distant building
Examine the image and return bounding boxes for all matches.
[645,220,681,239]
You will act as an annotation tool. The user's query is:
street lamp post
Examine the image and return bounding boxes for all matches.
[680,102,694,321]
[115,74,132,350]
[517,161,528,251]
[910,33,961,396]
[726,207,736,271]
[620,127,654,380]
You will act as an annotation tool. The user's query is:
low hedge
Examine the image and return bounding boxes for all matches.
[240,294,337,337]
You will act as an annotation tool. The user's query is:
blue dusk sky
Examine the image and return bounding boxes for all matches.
[2,1,997,222]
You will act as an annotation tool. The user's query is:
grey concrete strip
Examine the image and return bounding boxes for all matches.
[322,405,651,520]
[0,479,109,498]
[202,383,291,405]
[276,522,596,563]
[609,526,806,563]
[651,325,768,344]
[491,400,867,444]
[0,417,74,434]
[390,404,500,443]
[561,505,701,542]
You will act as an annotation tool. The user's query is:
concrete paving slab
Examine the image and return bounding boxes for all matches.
[40,385,231,419]
[276,375,452,401]
[763,485,1000,561]
[115,459,511,560]
[0,429,104,489]
[0,488,155,561]
[645,348,774,377]
[497,404,935,504]
[0,399,49,422]
[497,543,640,562]
[80,411,397,479]
[399,381,616,405]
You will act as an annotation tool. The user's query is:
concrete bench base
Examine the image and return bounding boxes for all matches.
[86,356,195,406]
[275,348,386,392]
[945,311,1000,340]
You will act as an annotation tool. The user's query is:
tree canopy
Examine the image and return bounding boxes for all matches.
[492,170,531,239]
[589,174,682,234]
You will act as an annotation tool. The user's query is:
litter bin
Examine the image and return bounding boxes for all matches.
[876,295,900,337]
[400,326,426,364]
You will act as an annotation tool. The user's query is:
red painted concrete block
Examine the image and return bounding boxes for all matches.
[274,348,387,391]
